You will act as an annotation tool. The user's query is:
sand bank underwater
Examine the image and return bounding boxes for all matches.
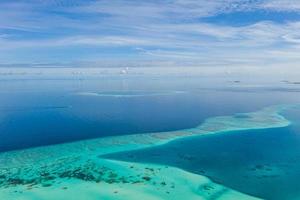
[0,104,294,200]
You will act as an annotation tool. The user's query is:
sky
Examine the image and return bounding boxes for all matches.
[1,0,300,68]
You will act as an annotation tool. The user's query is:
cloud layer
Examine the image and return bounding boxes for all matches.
[1,0,300,68]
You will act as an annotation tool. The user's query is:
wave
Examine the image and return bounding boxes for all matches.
[75,90,186,97]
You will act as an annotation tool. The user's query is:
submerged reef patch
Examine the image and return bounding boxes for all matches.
[0,157,179,190]
[0,158,153,189]
[0,158,260,200]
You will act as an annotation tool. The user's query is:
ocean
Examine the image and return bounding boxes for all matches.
[0,74,300,199]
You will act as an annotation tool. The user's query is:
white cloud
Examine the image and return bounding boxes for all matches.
[1,0,300,68]
[261,0,300,11]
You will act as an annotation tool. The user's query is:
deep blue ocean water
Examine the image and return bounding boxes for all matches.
[105,108,300,200]
[0,77,300,153]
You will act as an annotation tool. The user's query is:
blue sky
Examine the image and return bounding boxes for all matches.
[1,0,300,68]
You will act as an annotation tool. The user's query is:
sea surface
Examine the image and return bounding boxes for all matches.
[1,73,300,199]
[0,76,299,152]
[106,108,300,200]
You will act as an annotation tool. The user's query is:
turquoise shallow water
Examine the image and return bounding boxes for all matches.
[105,108,300,200]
